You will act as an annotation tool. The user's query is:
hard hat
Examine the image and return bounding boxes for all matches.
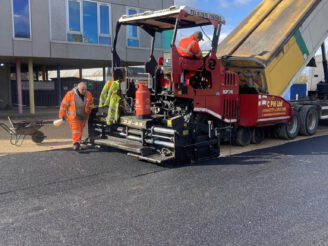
[194,31,203,41]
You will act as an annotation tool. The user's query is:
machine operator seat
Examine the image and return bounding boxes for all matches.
[180,57,203,72]
[145,55,157,77]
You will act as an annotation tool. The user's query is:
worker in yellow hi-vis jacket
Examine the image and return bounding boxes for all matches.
[99,80,121,125]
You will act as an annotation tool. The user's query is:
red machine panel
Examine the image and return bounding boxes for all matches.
[238,94,292,127]
[171,47,239,124]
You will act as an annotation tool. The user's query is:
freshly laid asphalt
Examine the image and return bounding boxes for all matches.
[0,136,328,245]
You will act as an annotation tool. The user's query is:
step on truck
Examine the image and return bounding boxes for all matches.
[88,5,295,164]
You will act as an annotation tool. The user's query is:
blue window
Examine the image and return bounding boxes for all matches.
[12,0,31,39]
[68,1,81,32]
[99,36,111,45]
[67,1,112,45]
[154,32,162,49]
[100,5,109,34]
[128,39,139,47]
[99,5,111,45]
[67,0,82,42]
[67,33,83,42]
[127,8,139,47]
[83,1,97,44]
[128,9,137,37]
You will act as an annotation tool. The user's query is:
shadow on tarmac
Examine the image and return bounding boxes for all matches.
[37,140,72,146]
[1,135,327,197]
[192,135,328,167]
[56,134,328,169]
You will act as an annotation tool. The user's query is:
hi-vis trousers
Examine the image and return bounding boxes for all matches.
[68,119,86,144]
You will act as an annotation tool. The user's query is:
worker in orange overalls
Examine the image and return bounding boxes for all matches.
[177,31,203,59]
[177,31,203,82]
[59,82,94,150]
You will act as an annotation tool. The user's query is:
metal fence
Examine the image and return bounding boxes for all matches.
[11,79,105,107]
[60,79,104,106]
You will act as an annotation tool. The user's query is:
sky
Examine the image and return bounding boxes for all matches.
[173,0,327,55]
[174,0,262,49]
[174,0,262,35]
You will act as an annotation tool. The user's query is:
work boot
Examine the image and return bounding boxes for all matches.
[73,142,80,151]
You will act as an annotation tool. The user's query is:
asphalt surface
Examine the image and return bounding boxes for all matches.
[1,136,328,246]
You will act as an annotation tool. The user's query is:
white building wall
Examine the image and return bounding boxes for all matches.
[0,0,174,62]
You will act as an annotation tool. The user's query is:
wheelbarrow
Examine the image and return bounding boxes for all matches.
[0,117,53,146]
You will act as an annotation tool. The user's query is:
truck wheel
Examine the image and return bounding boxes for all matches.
[299,106,318,136]
[251,127,264,144]
[278,110,300,140]
[32,130,45,143]
[235,127,251,146]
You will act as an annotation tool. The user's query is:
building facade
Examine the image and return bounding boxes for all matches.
[0,0,174,110]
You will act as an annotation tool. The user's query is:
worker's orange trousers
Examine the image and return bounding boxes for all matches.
[68,119,86,144]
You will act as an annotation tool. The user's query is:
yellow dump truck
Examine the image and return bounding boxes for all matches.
[217,0,328,137]
[218,0,328,96]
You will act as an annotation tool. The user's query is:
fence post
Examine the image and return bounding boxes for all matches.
[79,68,83,80]
[57,64,62,106]
[16,58,23,114]
[103,67,106,84]
[28,58,35,114]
